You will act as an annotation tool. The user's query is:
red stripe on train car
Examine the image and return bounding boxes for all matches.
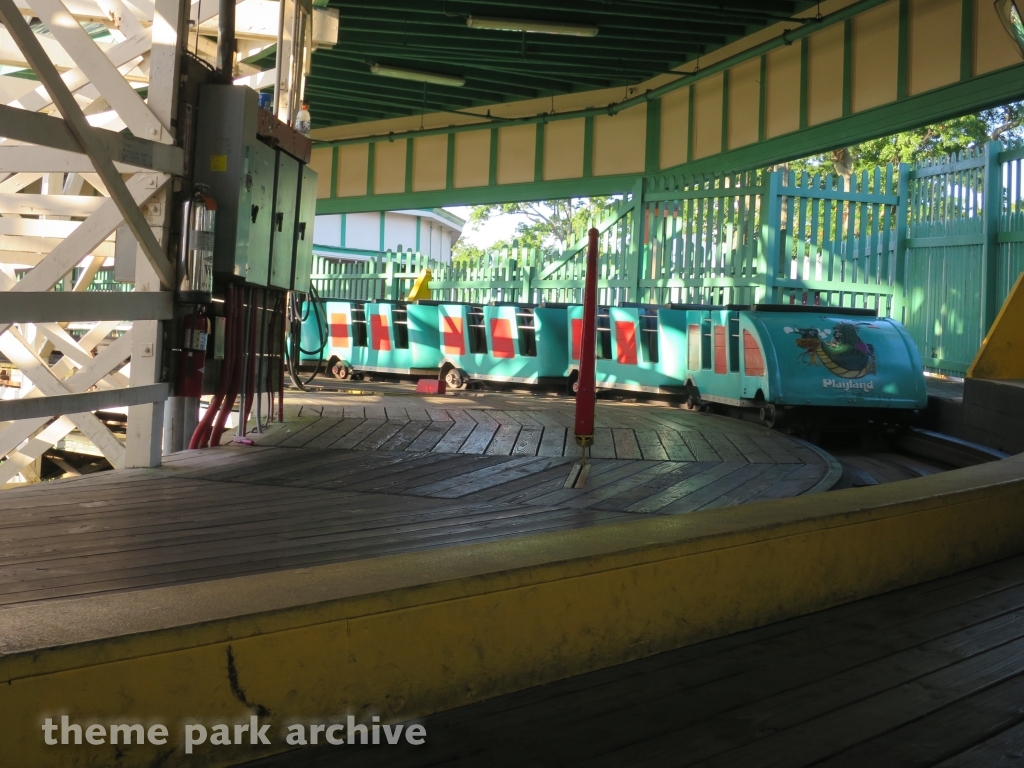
[370,315,391,351]
[330,313,350,347]
[442,315,465,355]
[615,321,638,365]
[714,325,727,374]
[571,318,583,361]
[743,330,765,376]
[490,318,515,358]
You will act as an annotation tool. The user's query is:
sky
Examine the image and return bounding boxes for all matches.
[444,206,531,249]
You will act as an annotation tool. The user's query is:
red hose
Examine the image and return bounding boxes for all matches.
[211,284,245,446]
[189,284,235,449]
[278,292,285,423]
[264,292,282,422]
[241,287,260,434]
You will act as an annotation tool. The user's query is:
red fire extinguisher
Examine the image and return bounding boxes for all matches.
[177,307,210,399]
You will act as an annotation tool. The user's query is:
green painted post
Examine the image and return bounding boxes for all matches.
[404,138,414,193]
[488,128,499,186]
[960,0,974,81]
[366,142,375,196]
[627,177,646,303]
[893,163,910,323]
[446,133,456,190]
[330,146,338,199]
[759,171,783,304]
[897,0,909,100]
[982,140,1004,334]
[645,99,661,173]
[535,123,545,182]
[583,117,594,178]
[758,56,767,142]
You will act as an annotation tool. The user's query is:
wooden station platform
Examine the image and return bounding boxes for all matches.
[0,387,836,606]
[242,551,1024,768]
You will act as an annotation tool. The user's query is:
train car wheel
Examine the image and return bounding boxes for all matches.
[759,404,777,429]
[444,368,465,390]
[331,361,350,380]
[685,384,701,410]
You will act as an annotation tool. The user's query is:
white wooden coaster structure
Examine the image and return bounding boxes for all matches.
[0,0,189,485]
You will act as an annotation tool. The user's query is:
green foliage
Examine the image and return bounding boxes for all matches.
[450,240,485,267]
[465,197,616,257]
[786,102,1024,178]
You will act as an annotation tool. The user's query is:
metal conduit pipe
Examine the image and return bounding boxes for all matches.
[216,0,236,82]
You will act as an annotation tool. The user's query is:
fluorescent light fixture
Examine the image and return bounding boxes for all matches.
[369,63,466,87]
[466,16,599,37]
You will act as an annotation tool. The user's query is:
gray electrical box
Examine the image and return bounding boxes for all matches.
[193,85,273,284]
[293,165,317,293]
[246,140,275,286]
[268,150,300,289]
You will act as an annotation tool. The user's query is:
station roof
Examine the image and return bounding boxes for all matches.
[307,0,818,129]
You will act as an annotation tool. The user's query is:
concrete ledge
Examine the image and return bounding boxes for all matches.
[3,455,1024,767]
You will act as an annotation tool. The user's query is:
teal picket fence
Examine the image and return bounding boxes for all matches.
[310,143,1024,376]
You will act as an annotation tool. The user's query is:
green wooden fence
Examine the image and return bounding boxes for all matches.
[311,143,1024,376]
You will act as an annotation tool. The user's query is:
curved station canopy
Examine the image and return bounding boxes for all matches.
[305,0,819,128]
[304,0,1024,213]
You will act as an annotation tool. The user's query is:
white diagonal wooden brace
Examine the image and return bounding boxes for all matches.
[30,0,169,142]
[0,328,132,458]
[0,417,77,486]
[0,328,126,466]
[0,0,175,289]
[3,172,166,309]
[11,30,152,114]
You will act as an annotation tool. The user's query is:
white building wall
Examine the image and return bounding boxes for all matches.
[344,212,382,252]
[313,214,342,247]
[384,213,418,253]
[313,210,462,261]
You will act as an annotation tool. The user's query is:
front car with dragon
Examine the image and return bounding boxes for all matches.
[729,305,928,418]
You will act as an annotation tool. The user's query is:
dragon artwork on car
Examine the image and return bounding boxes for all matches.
[786,322,878,379]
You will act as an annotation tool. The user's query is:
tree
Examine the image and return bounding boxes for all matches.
[786,101,1024,181]
[450,240,485,267]
[464,198,616,258]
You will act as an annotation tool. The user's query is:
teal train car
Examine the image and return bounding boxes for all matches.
[437,303,569,389]
[565,303,927,425]
[566,304,688,393]
[301,298,926,427]
[302,300,443,378]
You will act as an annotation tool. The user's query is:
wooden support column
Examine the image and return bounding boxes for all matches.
[125,0,187,468]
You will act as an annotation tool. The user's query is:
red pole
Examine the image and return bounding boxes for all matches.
[574,228,599,452]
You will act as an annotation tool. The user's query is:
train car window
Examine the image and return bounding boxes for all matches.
[392,306,409,349]
[713,326,727,374]
[728,317,740,373]
[468,306,488,354]
[350,304,368,347]
[701,318,712,370]
[639,309,659,363]
[687,325,700,370]
[596,308,612,360]
[516,308,537,357]
[743,330,766,376]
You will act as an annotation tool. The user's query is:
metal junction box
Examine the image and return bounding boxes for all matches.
[193,85,273,284]
[192,84,318,292]
[269,150,299,290]
[293,164,317,293]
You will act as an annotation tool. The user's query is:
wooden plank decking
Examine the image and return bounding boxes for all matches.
[242,552,1024,768]
[0,399,836,607]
